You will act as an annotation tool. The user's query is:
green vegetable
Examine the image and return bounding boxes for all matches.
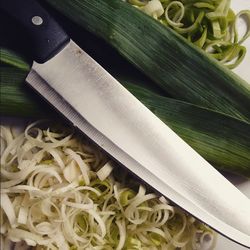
[126,83,250,177]
[46,0,250,122]
[128,0,249,69]
[1,49,250,177]
[0,48,30,71]
[0,49,51,117]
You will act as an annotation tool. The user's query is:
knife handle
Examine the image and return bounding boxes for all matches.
[0,0,69,63]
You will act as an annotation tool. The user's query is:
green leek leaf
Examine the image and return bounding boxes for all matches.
[46,0,250,122]
[1,49,249,177]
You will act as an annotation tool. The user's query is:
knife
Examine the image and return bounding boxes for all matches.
[1,0,250,248]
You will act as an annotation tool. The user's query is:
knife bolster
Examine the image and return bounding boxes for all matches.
[0,0,70,63]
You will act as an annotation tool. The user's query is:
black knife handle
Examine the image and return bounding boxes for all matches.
[0,0,69,63]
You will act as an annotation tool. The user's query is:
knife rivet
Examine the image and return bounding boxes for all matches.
[31,16,43,26]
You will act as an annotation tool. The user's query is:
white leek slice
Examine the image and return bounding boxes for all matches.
[96,161,114,181]
[1,194,17,227]
[142,0,164,18]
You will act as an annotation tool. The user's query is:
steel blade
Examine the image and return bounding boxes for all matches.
[26,40,250,248]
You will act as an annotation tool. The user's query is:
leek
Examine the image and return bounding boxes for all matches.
[46,0,250,122]
[128,0,249,69]
[126,83,250,177]
[1,49,250,177]
[0,49,51,117]
[0,123,216,249]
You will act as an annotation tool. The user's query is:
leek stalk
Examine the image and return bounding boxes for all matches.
[1,49,250,177]
[46,0,250,122]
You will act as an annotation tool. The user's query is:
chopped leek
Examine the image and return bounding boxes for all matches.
[127,0,250,69]
[0,123,216,249]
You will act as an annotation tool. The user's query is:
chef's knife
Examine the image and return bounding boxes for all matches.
[1,0,250,247]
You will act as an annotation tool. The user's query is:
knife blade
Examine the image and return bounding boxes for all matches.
[1,0,250,248]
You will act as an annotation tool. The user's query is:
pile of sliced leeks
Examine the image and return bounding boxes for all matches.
[128,0,250,69]
[0,123,216,249]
